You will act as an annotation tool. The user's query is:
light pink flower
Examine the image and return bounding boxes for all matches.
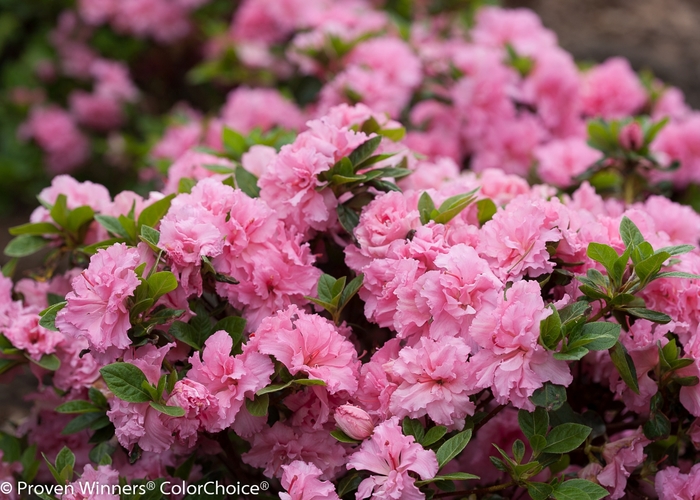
[281,461,340,500]
[581,58,647,119]
[468,280,572,409]
[63,464,120,500]
[243,421,347,480]
[165,379,220,447]
[163,150,234,195]
[4,308,63,361]
[388,337,476,428]
[221,87,305,133]
[597,429,650,499]
[69,91,124,131]
[655,463,700,500]
[252,305,359,394]
[534,138,602,188]
[19,106,89,174]
[56,243,141,359]
[348,416,438,500]
[186,330,273,432]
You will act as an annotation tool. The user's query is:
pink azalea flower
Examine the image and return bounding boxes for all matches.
[534,138,602,188]
[243,421,347,480]
[280,461,341,500]
[581,58,647,119]
[186,330,273,432]
[597,429,650,499]
[655,463,700,499]
[4,308,63,361]
[347,416,438,500]
[468,280,572,409]
[251,305,359,395]
[388,337,476,428]
[56,243,141,360]
[63,464,120,500]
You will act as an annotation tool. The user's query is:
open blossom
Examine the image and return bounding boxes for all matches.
[243,422,347,480]
[251,305,359,394]
[468,280,572,409]
[597,429,650,499]
[186,330,273,432]
[56,243,141,359]
[581,58,647,119]
[63,464,120,500]
[348,417,438,500]
[4,308,63,360]
[655,463,700,500]
[221,86,305,133]
[534,138,602,188]
[281,461,341,500]
[477,195,561,280]
[388,337,476,428]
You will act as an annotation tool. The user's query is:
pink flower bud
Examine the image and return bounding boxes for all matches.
[334,405,374,440]
[619,121,644,150]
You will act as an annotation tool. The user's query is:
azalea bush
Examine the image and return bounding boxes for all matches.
[4,1,700,500]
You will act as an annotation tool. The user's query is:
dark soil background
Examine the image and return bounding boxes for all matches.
[2,0,700,430]
[503,0,700,107]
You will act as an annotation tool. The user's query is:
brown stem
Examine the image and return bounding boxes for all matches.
[474,404,506,433]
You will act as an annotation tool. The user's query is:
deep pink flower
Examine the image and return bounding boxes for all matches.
[347,416,438,500]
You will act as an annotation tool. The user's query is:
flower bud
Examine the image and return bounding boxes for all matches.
[619,121,644,151]
[334,405,374,440]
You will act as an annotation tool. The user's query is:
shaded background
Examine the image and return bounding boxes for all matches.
[503,0,700,107]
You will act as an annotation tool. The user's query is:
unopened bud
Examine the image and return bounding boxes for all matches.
[619,122,644,151]
[334,404,374,440]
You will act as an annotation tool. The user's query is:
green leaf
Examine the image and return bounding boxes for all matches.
[149,402,186,417]
[95,214,131,238]
[179,177,196,194]
[476,198,497,225]
[39,301,67,331]
[586,242,619,273]
[4,235,49,257]
[1,258,17,278]
[609,342,640,394]
[66,206,95,234]
[653,271,700,281]
[0,433,22,463]
[9,222,61,236]
[256,380,293,396]
[421,426,447,447]
[30,353,61,371]
[137,194,175,230]
[339,274,364,310]
[635,252,670,283]
[331,429,361,444]
[140,225,160,249]
[643,411,671,440]
[337,204,360,234]
[294,378,327,386]
[50,194,69,228]
[542,423,591,454]
[527,482,554,500]
[418,191,436,225]
[553,347,590,361]
[245,394,269,417]
[512,439,525,463]
[118,215,137,242]
[378,127,406,141]
[540,306,562,350]
[518,407,549,440]
[624,308,672,324]
[337,473,363,498]
[655,244,695,256]
[168,322,200,349]
[415,472,479,486]
[202,163,235,174]
[89,388,108,408]
[62,413,104,435]
[530,383,567,411]
[348,136,382,167]
[619,216,644,248]
[433,191,478,225]
[402,418,425,443]
[89,442,114,466]
[235,167,261,198]
[318,274,338,304]
[223,127,247,157]
[56,400,100,414]
[552,479,608,500]
[100,362,153,403]
[146,271,178,301]
[436,429,472,469]
[55,446,75,478]
[570,322,620,351]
